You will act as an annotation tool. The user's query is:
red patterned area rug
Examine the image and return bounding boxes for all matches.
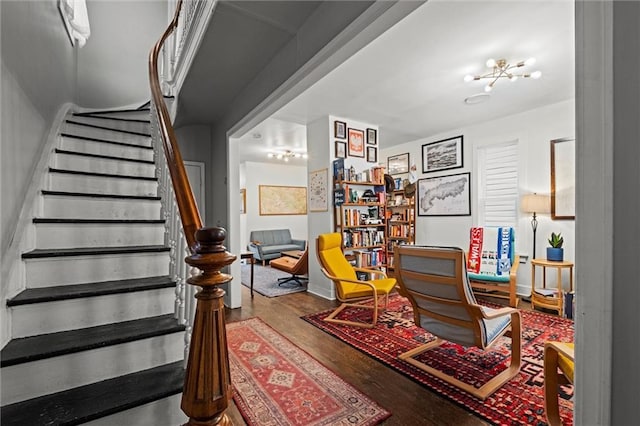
[227,317,391,425]
[301,294,574,426]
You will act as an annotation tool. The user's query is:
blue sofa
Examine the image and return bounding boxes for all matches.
[247,229,306,264]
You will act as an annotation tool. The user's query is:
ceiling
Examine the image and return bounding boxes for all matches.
[234,0,575,165]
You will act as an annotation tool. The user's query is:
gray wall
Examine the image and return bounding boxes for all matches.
[1,0,77,255]
[77,0,167,108]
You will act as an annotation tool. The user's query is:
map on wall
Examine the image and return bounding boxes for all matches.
[417,172,471,216]
[259,185,307,215]
[309,168,328,212]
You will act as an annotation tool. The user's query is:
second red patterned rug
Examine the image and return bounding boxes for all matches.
[227,317,390,426]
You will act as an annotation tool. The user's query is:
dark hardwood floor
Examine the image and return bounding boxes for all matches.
[223,285,539,425]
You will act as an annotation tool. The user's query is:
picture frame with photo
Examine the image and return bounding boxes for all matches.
[335,141,346,158]
[387,152,410,175]
[334,121,346,139]
[417,172,471,216]
[367,128,377,145]
[422,135,464,173]
[347,128,365,158]
[550,137,575,220]
[367,146,377,163]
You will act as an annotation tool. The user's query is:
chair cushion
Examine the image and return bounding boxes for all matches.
[467,226,514,280]
[557,342,575,383]
[480,306,512,346]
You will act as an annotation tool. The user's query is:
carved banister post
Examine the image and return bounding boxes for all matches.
[181,227,235,426]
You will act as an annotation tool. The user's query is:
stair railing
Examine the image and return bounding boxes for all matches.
[149,1,235,424]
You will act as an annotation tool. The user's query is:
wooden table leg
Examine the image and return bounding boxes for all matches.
[250,255,254,298]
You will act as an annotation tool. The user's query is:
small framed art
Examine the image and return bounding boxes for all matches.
[335,141,346,158]
[334,121,346,139]
[367,128,377,145]
[422,135,463,173]
[387,153,410,175]
[367,146,377,163]
[347,128,365,158]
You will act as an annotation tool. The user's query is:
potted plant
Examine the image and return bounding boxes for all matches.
[546,232,564,262]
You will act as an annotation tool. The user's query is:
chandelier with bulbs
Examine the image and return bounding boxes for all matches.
[267,150,308,162]
[464,58,542,92]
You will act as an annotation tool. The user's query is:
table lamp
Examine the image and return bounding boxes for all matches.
[521,193,550,259]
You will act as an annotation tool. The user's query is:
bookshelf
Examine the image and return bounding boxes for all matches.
[332,159,387,269]
[385,187,415,274]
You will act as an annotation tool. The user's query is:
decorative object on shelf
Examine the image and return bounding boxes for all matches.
[259,185,307,215]
[546,232,565,261]
[464,57,542,92]
[267,150,307,162]
[387,152,410,175]
[417,172,470,216]
[551,137,576,220]
[367,128,377,145]
[347,128,365,158]
[309,168,328,212]
[334,120,346,139]
[422,135,463,173]
[521,193,550,259]
[367,146,377,163]
[335,141,346,158]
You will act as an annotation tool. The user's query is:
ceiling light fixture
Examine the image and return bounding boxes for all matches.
[464,57,542,92]
[267,150,308,162]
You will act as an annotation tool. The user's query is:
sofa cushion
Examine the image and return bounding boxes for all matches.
[260,244,302,255]
[249,229,292,246]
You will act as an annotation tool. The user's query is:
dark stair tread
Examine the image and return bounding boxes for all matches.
[73,107,150,116]
[1,314,183,367]
[0,361,184,426]
[41,190,160,201]
[49,167,157,181]
[65,119,151,138]
[22,245,170,259]
[55,148,154,164]
[7,275,175,307]
[33,218,164,224]
[71,113,150,124]
[60,133,152,149]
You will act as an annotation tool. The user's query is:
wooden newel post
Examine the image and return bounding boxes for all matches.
[181,227,236,426]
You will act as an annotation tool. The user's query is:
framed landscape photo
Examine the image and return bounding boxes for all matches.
[550,137,575,220]
[387,153,410,175]
[334,121,346,139]
[347,128,365,158]
[367,128,377,145]
[335,141,346,158]
[367,146,377,163]
[417,172,471,216]
[422,135,463,173]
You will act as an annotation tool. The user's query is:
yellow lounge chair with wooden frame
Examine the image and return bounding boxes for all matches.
[394,245,522,400]
[316,233,396,328]
[544,341,574,426]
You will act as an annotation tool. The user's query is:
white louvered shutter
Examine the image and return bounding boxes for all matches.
[477,141,519,227]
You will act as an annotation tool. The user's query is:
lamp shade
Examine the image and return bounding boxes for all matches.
[521,193,550,214]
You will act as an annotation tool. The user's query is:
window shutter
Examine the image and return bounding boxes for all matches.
[477,141,519,227]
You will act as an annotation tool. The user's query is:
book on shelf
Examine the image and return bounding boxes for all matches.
[534,288,558,297]
[333,158,345,181]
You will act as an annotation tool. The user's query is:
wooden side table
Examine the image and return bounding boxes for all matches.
[530,258,574,316]
[241,252,255,298]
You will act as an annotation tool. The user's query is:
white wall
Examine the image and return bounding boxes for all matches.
[77,0,167,108]
[241,161,308,249]
[381,99,575,294]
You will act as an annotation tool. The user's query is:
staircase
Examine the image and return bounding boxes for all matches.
[1,109,188,425]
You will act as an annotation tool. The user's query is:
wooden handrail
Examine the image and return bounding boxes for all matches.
[148,0,201,253]
[149,2,235,425]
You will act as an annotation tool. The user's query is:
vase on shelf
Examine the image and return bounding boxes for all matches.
[546,247,564,262]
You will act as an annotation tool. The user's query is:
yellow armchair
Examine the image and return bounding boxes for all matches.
[544,341,575,426]
[316,233,396,328]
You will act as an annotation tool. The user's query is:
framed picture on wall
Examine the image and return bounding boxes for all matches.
[309,168,328,212]
[347,128,365,158]
[335,141,346,158]
[422,135,464,173]
[551,137,575,219]
[417,172,471,216]
[367,128,377,145]
[334,121,346,139]
[240,188,246,214]
[367,146,377,163]
[387,153,410,175]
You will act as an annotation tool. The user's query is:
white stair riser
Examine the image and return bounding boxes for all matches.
[1,332,183,405]
[25,252,170,288]
[70,115,150,134]
[35,223,165,249]
[54,153,156,178]
[84,393,188,426]
[60,137,154,162]
[42,195,161,219]
[63,122,150,147]
[11,287,176,338]
[49,173,158,197]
